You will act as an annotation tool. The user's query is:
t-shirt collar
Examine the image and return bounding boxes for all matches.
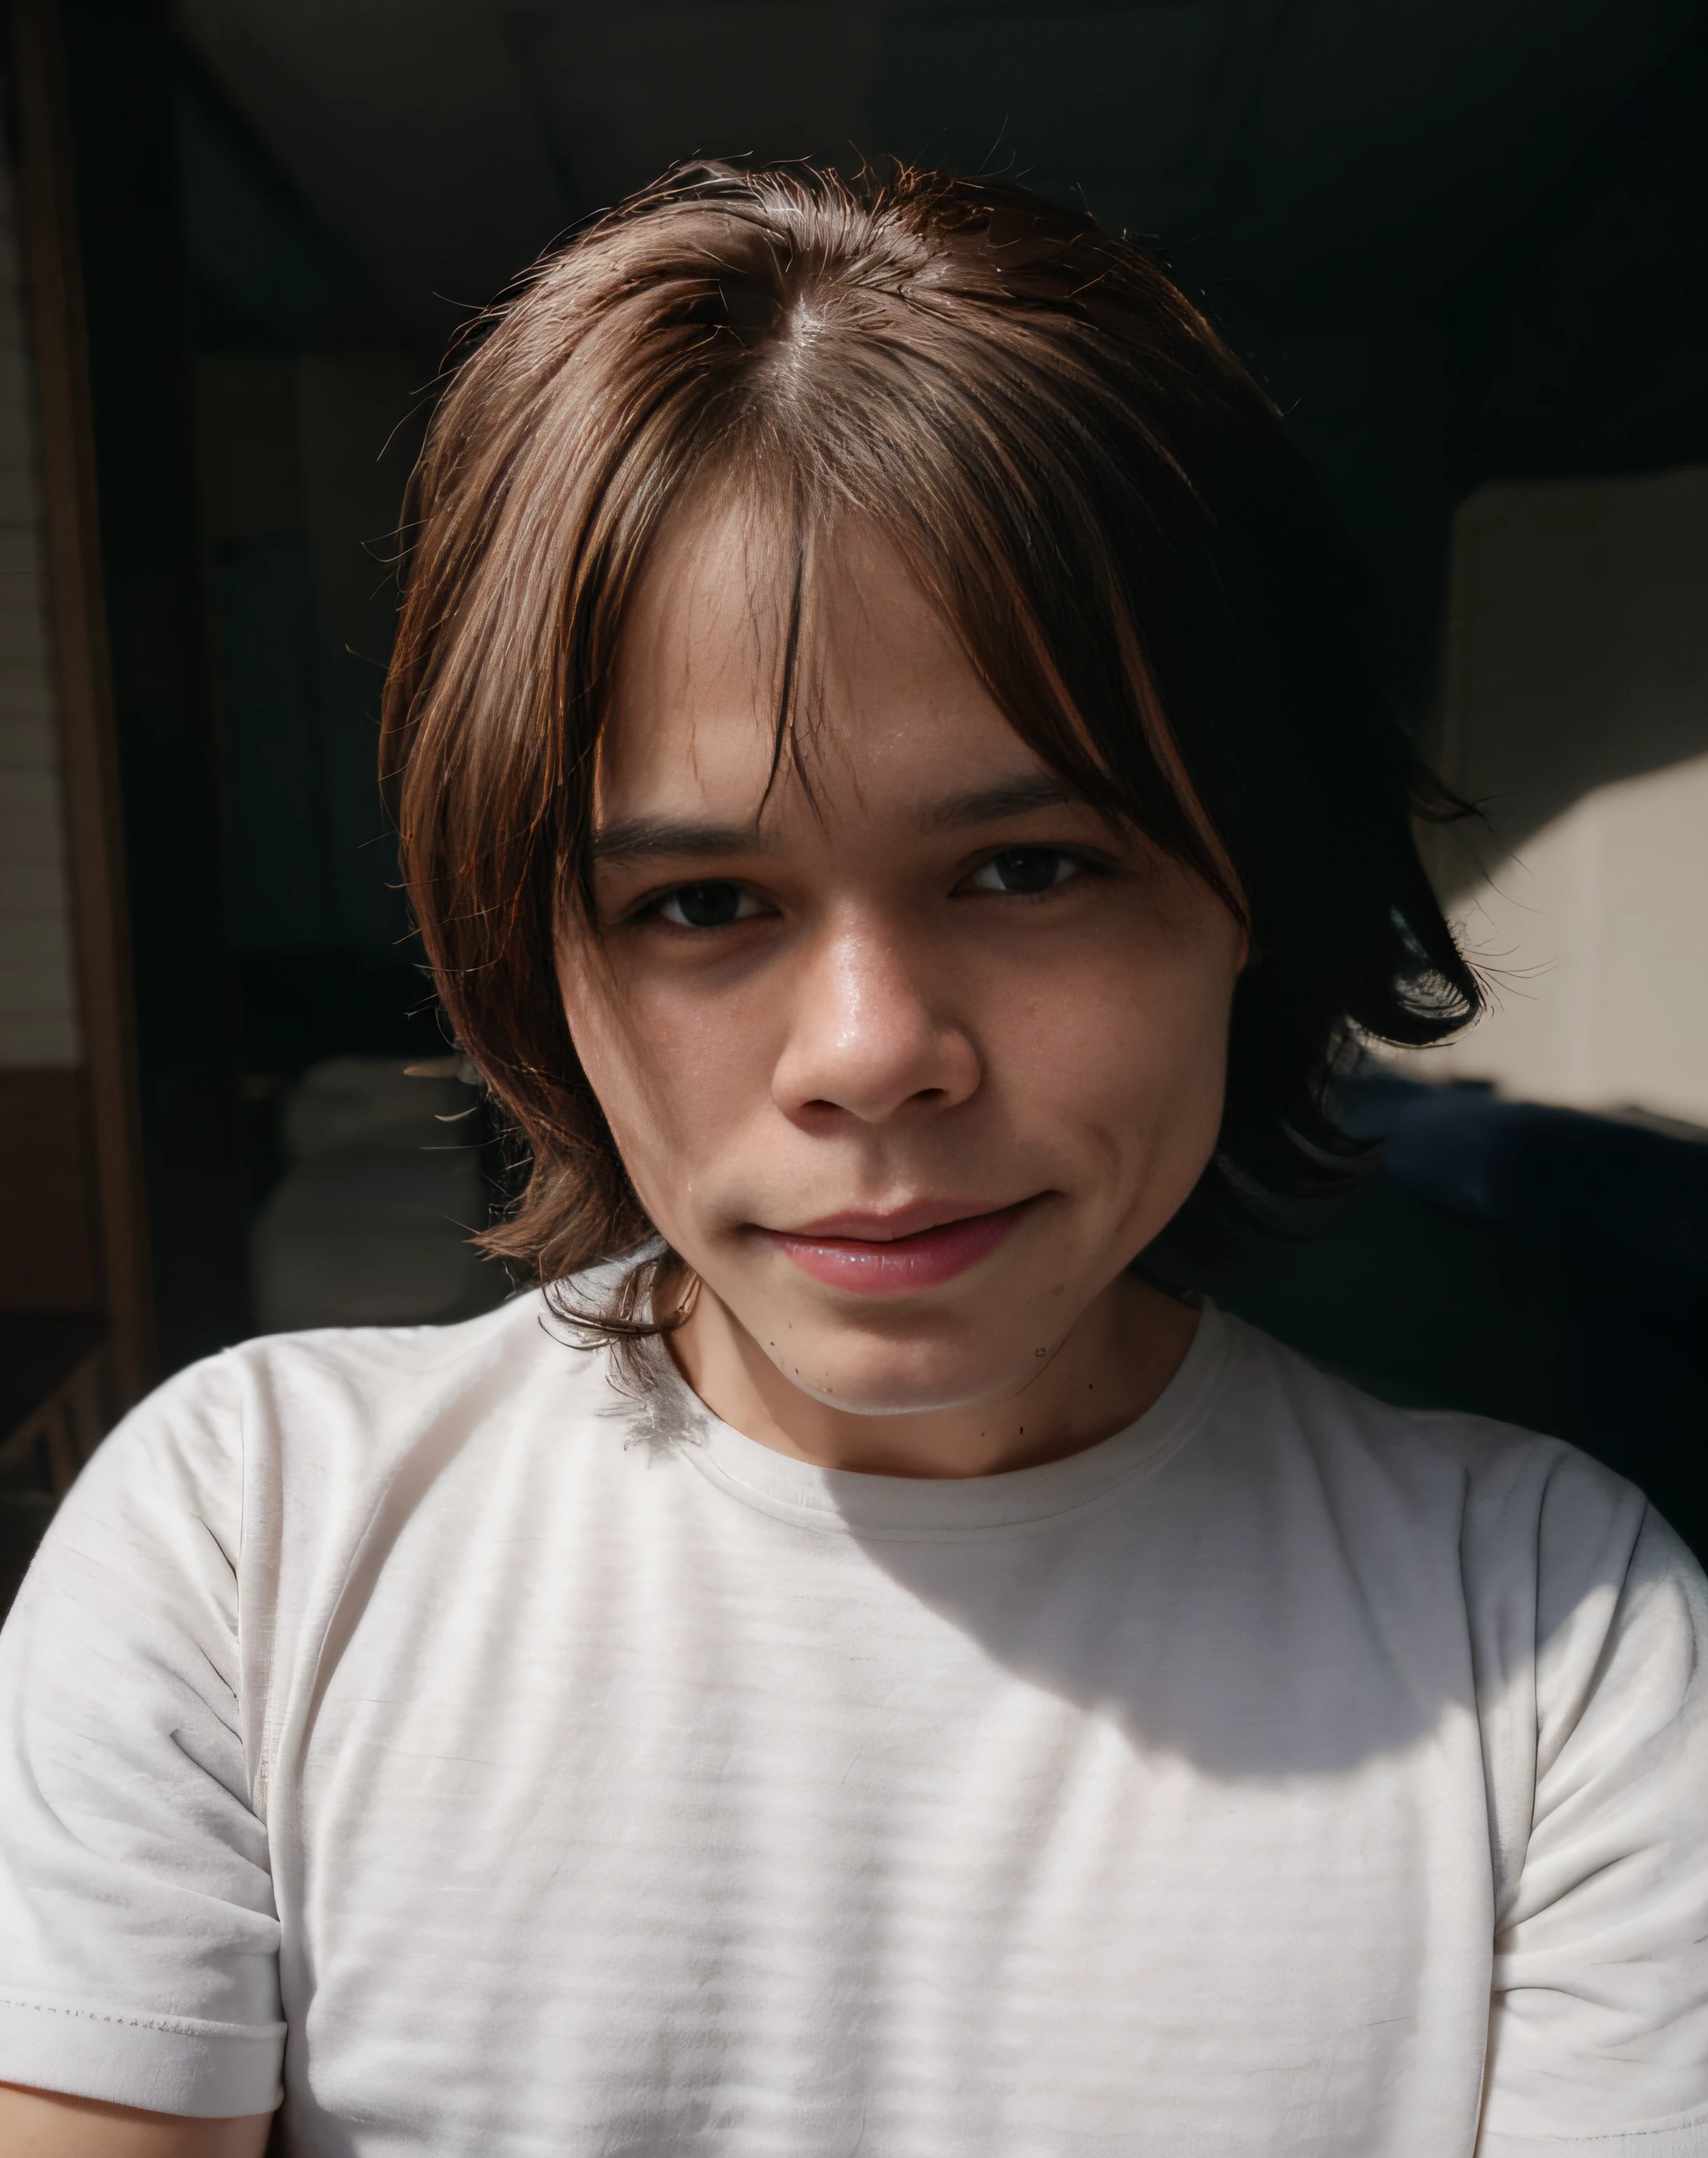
[656,1300,1233,1540]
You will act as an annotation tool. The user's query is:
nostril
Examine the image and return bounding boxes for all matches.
[774,991,982,1126]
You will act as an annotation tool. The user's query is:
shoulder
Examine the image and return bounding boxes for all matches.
[57,1286,622,1567]
[1206,1314,1707,1799]
[221,1280,593,1419]
[122,1282,604,1449]
[9,1285,639,1757]
[1209,1309,1673,1604]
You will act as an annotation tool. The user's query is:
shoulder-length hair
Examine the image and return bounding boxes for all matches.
[381,159,1478,1319]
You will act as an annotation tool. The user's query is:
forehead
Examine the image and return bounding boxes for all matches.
[598,492,1052,825]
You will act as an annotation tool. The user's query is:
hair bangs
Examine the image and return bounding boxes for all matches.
[382,157,1483,1312]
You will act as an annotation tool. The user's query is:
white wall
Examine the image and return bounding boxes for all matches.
[1396,467,1708,1130]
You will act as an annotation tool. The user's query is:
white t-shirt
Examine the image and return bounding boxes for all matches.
[1,1290,1705,2157]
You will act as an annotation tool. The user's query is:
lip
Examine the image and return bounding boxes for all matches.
[761,1198,1033,1295]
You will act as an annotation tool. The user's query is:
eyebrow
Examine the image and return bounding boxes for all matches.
[915,773,1085,832]
[590,816,773,866]
[589,772,1090,867]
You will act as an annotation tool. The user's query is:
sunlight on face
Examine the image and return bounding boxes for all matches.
[558,494,1245,1450]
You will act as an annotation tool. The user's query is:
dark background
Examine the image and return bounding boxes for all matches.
[37,0,1708,1536]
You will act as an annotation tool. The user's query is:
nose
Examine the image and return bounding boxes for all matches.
[771,910,981,1127]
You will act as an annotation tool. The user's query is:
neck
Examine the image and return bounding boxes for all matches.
[668,1273,1199,1478]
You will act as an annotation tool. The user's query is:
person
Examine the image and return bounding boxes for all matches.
[1,162,1704,2158]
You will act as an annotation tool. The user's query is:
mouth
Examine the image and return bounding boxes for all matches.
[758,1198,1036,1295]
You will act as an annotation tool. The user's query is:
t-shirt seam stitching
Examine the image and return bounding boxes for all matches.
[0,1994,282,2043]
[1480,2124,1708,2146]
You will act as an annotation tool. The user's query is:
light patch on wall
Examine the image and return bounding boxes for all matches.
[1411,752,1708,1130]
[1391,467,1708,1130]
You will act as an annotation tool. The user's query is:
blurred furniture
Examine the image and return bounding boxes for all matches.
[1211,1071,1708,1564]
[250,1057,509,1333]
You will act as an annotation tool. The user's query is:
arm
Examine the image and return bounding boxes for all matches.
[0,2087,270,2157]
[1477,1474,1708,2152]
[0,1361,285,2122]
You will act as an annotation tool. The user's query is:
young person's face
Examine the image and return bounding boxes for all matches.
[559,496,1244,1442]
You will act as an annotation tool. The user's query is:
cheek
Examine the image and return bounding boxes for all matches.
[556,947,775,1198]
[997,915,1237,1155]
[556,946,664,1175]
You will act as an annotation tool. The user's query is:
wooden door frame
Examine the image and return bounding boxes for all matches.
[10,0,153,1407]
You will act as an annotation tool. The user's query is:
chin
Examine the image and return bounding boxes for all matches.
[766,1323,1036,1420]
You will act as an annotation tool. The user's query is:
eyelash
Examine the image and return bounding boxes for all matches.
[649,883,769,929]
[964,846,1098,897]
[636,846,1103,931]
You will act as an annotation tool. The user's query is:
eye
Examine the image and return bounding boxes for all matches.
[652,881,766,929]
[966,847,1086,896]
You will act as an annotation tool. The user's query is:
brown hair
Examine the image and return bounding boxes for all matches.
[381,159,1478,1311]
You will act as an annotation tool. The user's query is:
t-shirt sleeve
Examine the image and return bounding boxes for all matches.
[0,1356,284,2118]
[1477,1455,1708,2157]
